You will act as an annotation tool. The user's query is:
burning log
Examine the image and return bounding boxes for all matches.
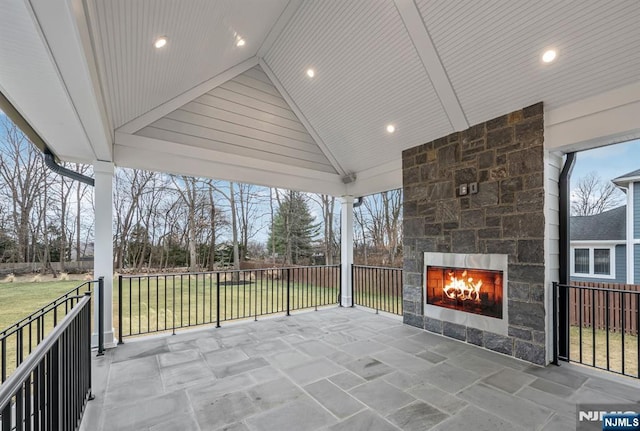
[442,270,483,302]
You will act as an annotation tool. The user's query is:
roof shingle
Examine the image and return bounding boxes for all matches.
[570,206,626,241]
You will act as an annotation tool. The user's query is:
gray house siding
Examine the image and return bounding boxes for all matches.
[635,184,640,239]
[617,244,627,284]
[570,244,627,284]
[635,244,640,284]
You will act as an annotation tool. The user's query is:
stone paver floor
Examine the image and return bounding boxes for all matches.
[80,307,640,430]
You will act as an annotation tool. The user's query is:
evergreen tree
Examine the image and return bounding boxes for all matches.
[267,191,319,264]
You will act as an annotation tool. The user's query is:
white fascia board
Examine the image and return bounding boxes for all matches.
[114,132,346,195]
[117,57,259,134]
[547,81,640,127]
[545,82,640,153]
[30,0,112,161]
[613,175,640,184]
[346,158,402,197]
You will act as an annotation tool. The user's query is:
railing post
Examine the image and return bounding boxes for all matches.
[605,291,610,371]
[552,282,559,365]
[172,275,176,335]
[1,338,5,383]
[216,272,221,328]
[286,268,290,316]
[97,277,105,356]
[350,264,355,307]
[376,268,380,314]
[118,275,123,345]
[338,265,342,306]
[85,291,95,400]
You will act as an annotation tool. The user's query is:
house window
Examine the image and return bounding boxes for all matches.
[571,245,615,279]
[574,248,590,274]
[593,249,611,275]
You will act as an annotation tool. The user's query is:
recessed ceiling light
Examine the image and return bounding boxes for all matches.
[386,124,395,133]
[306,68,315,78]
[154,37,167,49]
[236,38,246,47]
[542,49,557,63]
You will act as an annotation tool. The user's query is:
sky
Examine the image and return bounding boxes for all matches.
[570,138,640,204]
[570,139,640,184]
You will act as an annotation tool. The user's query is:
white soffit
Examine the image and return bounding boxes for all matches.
[135,65,338,174]
[265,0,452,174]
[114,133,345,195]
[0,0,95,161]
[417,0,640,126]
[88,0,288,129]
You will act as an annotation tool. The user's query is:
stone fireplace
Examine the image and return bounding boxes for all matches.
[402,103,547,365]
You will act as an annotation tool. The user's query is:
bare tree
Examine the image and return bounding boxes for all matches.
[571,171,624,216]
[114,168,155,269]
[235,183,265,260]
[0,118,47,263]
[57,167,76,270]
[269,188,278,264]
[73,163,92,261]
[354,204,369,265]
[309,194,337,264]
[172,176,202,271]
[211,181,244,270]
[353,190,403,266]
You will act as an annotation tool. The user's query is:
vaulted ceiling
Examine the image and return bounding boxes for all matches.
[1,0,640,195]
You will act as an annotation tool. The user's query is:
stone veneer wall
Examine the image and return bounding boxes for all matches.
[402,103,546,365]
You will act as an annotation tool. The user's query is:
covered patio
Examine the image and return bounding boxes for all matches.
[81,307,639,431]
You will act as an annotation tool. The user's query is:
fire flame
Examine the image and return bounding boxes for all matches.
[443,270,483,302]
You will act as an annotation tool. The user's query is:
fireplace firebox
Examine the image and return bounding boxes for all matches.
[424,252,509,335]
[426,266,503,319]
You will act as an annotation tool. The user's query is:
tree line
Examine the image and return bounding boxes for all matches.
[0,114,404,272]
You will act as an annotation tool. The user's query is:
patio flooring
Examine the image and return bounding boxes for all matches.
[80,307,640,431]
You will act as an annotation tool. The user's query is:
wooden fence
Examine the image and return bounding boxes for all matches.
[569,281,639,335]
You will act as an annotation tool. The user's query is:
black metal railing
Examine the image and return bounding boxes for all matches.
[554,282,640,379]
[0,279,103,384]
[352,265,403,315]
[118,265,341,341]
[0,292,93,431]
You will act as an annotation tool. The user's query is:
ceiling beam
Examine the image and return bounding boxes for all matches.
[117,56,259,134]
[545,83,640,153]
[115,132,346,195]
[29,0,113,161]
[346,159,402,197]
[394,0,468,131]
[257,0,302,58]
[259,58,348,177]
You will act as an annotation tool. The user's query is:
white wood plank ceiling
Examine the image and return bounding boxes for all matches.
[136,66,338,174]
[3,0,640,194]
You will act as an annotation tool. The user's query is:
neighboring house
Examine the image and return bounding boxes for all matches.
[570,169,640,284]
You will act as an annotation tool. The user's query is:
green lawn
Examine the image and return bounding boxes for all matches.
[117,276,340,338]
[569,325,639,378]
[0,279,89,380]
[0,280,86,331]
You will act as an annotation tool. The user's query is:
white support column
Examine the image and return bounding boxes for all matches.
[93,161,115,348]
[340,196,354,306]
